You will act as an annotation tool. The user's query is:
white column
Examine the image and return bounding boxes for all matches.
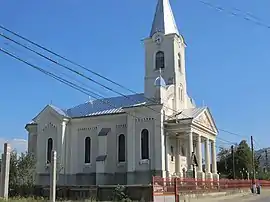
[196,134,202,172]
[211,140,217,174]
[175,138,181,174]
[165,133,170,177]
[61,119,68,175]
[188,131,193,170]
[205,138,210,173]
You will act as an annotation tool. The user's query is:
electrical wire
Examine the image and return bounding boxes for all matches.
[196,0,270,30]
[0,25,250,142]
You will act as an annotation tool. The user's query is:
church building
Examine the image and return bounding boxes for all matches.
[25,0,219,186]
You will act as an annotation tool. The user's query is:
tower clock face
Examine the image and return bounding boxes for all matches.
[154,34,163,45]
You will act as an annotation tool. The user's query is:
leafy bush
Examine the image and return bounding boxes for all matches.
[111,185,131,202]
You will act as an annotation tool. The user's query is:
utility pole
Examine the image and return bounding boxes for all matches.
[231,145,236,179]
[50,150,57,202]
[265,149,269,172]
[251,136,256,185]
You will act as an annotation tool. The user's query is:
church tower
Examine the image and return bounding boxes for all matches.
[144,0,188,112]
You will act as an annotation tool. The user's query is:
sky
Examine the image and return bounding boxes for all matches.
[0,0,270,151]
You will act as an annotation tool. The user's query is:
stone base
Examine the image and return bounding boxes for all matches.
[196,171,205,180]
[186,169,197,179]
[205,172,213,180]
[36,170,162,186]
[212,173,219,181]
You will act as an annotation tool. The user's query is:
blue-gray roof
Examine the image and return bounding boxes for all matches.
[65,93,151,118]
[177,107,207,120]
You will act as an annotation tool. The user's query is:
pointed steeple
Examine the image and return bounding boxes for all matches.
[150,0,179,37]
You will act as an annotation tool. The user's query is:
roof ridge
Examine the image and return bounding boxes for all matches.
[67,92,144,111]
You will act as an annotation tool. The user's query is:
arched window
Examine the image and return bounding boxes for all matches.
[47,138,53,164]
[141,129,149,160]
[155,51,165,70]
[118,134,125,162]
[179,85,183,102]
[85,137,91,164]
[178,53,182,73]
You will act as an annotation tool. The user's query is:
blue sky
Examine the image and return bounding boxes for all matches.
[0,0,270,150]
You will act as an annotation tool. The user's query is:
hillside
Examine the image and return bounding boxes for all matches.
[255,147,270,169]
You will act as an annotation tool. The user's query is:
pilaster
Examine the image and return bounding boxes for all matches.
[127,113,136,184]
[175,138,181,175]
[96,127,110,185]
[60,119,68,175]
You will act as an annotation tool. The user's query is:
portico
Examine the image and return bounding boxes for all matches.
[164,107,219,180]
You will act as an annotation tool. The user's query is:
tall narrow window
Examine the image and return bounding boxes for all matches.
[47,138,53,164]
[178,53,182,73]
[179,85,183,102]
[85,137,91,164]
[118,134,125,162]
[141,129,149,160]
[155,51,165,70]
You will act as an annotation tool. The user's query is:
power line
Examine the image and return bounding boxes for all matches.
[3,41,110,99]
[0,32,178,120]
[0,47,147,122]
[0,25,251,142]
[1,46,254,168]
[1,45,242,150]
[196,0,270,30]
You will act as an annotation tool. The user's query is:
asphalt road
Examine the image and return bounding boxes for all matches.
[241,195,270,202]
[221,193,270,202]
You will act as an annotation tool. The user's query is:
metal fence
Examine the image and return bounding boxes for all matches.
[152,176,270,202]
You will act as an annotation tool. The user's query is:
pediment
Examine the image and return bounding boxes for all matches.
[33,105,68,123]
[193,108,218,134]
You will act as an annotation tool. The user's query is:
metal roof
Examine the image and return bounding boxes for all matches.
[150,0,179,37]
[66,93,150,118]
[49,105,68,117]
[177,107,207,120]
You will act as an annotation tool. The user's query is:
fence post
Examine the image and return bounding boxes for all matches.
[0,143,11,200]
[50,150,57,202]
[174,178,178,202]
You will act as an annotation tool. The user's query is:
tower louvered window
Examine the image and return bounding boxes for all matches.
[156,51,165,70]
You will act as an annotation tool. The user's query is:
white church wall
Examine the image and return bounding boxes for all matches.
[27,124,37,157]
[173,36,187,111]
[153,109,166,174]
[69,114,127,174]
[35,109,61,174]
[128,105,165,174]
[134,120,155,171]
[115,123,127,173]
[76,127,98,174]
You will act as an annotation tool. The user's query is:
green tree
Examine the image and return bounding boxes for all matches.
[217,140,255,179]
[6,150,36,196]
[234,140,252,178]
[217,147,230,178]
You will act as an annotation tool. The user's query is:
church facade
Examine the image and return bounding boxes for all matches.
[25,0,219,186]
